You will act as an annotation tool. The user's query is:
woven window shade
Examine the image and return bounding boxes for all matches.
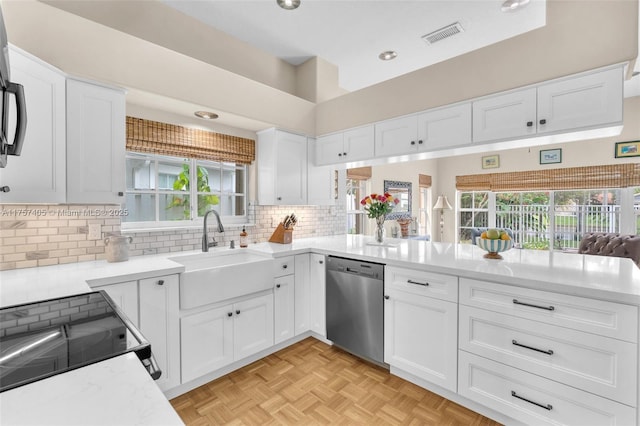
[457,163,640,191]
[347,167,372,180]
[126,116,255,164]
[419,174,432,188]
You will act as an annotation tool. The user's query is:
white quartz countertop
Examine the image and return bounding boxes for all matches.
[0,352,184,426]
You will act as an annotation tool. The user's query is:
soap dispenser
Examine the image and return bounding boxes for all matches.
[240,227,248,248]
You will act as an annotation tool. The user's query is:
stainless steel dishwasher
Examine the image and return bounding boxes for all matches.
[325,256,386,366]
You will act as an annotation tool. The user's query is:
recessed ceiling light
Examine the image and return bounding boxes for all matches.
[501,0,530,12]
[194,111,219,119]
[277,0,300,10]
[378,51,398,61]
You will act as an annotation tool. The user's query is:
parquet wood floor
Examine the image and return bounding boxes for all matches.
[170,337,503,425]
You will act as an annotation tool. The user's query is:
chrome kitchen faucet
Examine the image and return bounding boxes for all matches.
[202,209,224,252]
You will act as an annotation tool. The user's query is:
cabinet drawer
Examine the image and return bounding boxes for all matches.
[460,305,637,406]
[273,256,295,277]
[386,266,457,302]
[459,351,637,426]
[460,278,638,342]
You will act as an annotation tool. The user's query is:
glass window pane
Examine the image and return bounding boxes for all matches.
[460,193,472,209]
[126,156,154,191]
[196,163,221,192]
[474,192,489,209]
[459,228,472,244]
[460,211,473,227]
[160,194,190,220]
[124,193,156,222]
[217,195,245,216]
[158,160,189,191]
[196,193,221,217]
[234,168,245,194]
[473,212,488,227]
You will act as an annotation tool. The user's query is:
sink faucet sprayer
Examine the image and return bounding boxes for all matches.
[202,209,224,252]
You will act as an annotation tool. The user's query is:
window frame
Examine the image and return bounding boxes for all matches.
[122,152,249,230]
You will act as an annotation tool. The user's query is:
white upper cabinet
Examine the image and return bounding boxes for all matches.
[0,47,66,203]
[473,66,623,143]
[257,128,308,205]
[315,125,374,165]
[66,78,126,204]
[374,115,418,157]
[307,138,336,206]
[536,67,623,134]
[417,103,472,151]
[472,88,537,143]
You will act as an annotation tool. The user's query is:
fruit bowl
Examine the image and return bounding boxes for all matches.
[476,238,513,260]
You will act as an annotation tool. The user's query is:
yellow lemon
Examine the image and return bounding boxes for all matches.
[480,231,488,239]
[500,233,511,240]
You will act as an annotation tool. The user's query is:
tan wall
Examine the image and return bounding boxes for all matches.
[316,0,639,135]
[432,96,640,242]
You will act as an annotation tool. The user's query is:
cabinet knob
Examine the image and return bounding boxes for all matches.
[410,140,416,145]
[282,264,288,269]
[236,309,241,315]
[418,140,423,145]
[526,121,533,127]
[319,260,324,264]
[539,119,547,125]
[338,153,342,157]
[227,312,233,317]
[117,191,124,197]
[276,284,281,289]
[157,280,164,286]
[343,152,347,156]
[384,295,390,300]
[277,197,282,201]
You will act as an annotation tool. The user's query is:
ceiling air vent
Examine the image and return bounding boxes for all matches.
[421,22,464,45]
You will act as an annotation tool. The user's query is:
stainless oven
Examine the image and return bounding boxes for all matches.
[0,291,160,392]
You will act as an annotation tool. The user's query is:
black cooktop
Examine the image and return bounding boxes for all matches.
[0,291,150,392]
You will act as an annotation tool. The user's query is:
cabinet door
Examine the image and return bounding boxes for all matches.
[139,275,180,391]
[417,103,471,151]
[343,125,374,162]
[180,305,234,383]
[275,131,307,205]
[472,88,536,143]
[66,79,126,204]
[94,281,139,327]
[0,48,66,203]
[374,115,418,157]
[274,275,295,344]
[309,253,326,337]
[234,293,274,360]
[307,138,336,205]
[294,254,310,335]
[384,287,457,392]
[315,133,344,165]
[536,67,623,134]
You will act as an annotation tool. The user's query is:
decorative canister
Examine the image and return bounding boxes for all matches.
[104,235,133,262]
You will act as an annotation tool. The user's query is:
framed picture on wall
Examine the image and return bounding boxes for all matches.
[539,148,562,165]
[615,141,640,158]
[481,155,500,169]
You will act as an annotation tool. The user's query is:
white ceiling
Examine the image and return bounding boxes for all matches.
[160,0,548,92]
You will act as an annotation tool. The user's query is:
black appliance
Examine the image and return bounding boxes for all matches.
[0,291,161,393]
[0,4,27,173]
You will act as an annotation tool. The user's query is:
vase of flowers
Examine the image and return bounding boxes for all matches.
[361,192,400,243]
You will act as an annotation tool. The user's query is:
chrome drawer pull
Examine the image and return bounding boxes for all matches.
[511,391,552,411]
[407,279,429,287]
[513,299,554,311]
[512,339,554,355]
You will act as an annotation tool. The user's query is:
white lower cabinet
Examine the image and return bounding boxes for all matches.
[459,351,636,426]
[293,254,310,335]
[274,274,295,344]
[94,280,139,327]
[180,293,274,384]
[308,253,326,337]
[138,275,180,392]
[384,267,458,392]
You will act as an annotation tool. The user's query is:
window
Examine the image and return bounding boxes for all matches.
[458,192,489,243]
[346,178,368,234]
[418,187,430,236]
[124,152,247,227]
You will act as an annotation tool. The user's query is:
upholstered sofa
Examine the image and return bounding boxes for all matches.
[578,232,640,267]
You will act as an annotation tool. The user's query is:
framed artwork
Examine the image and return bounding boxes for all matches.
[539,148,562,165]
[615,141,640,158]
[481,155,500,169]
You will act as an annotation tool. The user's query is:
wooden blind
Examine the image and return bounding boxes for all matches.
[456,163,640,191]
[419,174,432,188]
[347,167,372,180]
[126,116,255,164]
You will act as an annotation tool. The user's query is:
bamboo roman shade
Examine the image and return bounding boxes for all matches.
[126,116,255,164]
[347,167,372,181]
[456,163,640,191]
[419,174,432,188]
